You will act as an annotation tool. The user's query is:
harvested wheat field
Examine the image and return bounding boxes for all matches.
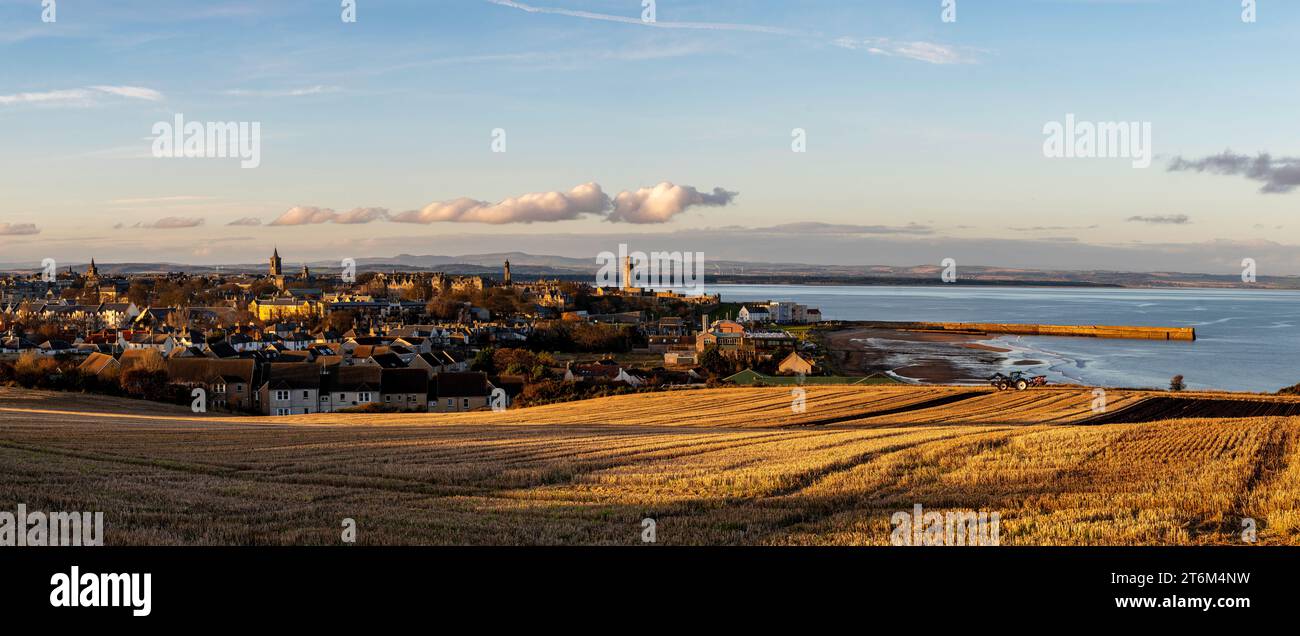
[2,385,1299,545]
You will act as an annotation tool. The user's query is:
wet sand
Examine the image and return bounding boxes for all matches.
[824,327,1021,384]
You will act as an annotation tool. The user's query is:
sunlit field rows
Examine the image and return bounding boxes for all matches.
[1,386,1298,545]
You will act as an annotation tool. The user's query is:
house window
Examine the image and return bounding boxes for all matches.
[360,392,372,402]
[276,408,290,416]
[302,391,309,399]
[446,398,453,408]
[274,390,290,401]
[340,393,347,401]
[462,398,469,408]
[214,384,227,394]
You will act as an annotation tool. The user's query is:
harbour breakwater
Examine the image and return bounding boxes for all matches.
[850,321,1196,341]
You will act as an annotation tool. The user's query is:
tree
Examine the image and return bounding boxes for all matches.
[471,347,497,374]
[120,367,169,401]
[127,281,151,307]
[425,298,460,321]
[698,346,730,376]
[327,310,356,333]
[14,351,59,388]
[1170,375,1186,392]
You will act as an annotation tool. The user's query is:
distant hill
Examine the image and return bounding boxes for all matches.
[4,254,1299,288]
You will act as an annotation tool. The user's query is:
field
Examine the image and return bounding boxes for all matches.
[2,385,1299,545]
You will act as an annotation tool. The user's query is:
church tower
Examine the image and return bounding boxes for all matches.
[503,260,511,286]
[86,258,99,282]
[621,255,640,293]
[269,248,283,277]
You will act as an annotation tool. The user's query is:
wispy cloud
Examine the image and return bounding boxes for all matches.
[115,217,205,230]
[88,85,164,101]
[1168,151,1300,194]
[223,85,340,97]
[485,0,977,65]
[110,195,208,205]
[1009,224,1100,232]
[226,217,263,226]
[760,222,933,235]
[0,223,40,236]
[832,37,980,65]
[0,85,165,106]
[1127,214,1190,225]
[484,0,803,35]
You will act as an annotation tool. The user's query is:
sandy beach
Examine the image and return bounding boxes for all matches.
[823,327,1041,383]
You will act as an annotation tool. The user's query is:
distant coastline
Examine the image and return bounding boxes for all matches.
[4,252,1298,290]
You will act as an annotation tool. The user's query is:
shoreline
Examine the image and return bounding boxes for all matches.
[824,327,1021,384]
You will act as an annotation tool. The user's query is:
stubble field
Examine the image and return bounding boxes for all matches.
[1,385,1298,545]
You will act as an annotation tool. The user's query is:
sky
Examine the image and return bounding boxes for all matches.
[1,0,1298,273]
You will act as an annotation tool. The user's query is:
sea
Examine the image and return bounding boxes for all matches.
[710,285,1300,393]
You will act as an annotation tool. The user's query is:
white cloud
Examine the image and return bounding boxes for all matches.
[268,207,390,226]
[608,182,737,224]
[274,182,737,227]
[392,183,610,225]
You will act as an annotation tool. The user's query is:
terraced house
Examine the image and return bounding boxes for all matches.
[319,365,381,413]
[259,363,322,416]
[381,368,429,411]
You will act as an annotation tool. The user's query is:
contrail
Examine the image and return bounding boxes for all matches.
[483,0,977,65]
[484,0,812,36]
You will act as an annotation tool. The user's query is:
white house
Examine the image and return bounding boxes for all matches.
[737,304,772,323]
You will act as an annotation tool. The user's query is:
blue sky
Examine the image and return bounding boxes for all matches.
[1,0,1298,273]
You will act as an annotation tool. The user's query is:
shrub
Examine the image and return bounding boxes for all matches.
[338,403,408,413]
[1169,375,1186,392]
[14,352,59,388]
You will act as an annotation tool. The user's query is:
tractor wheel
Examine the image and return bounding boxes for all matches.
[994,381,1007,391]
[1015,379,1029,391]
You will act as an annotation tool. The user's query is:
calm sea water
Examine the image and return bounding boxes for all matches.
[711,285,1300,393]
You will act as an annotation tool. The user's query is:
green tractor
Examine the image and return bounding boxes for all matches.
[989,371,1047,391]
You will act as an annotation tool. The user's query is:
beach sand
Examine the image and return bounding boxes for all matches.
[823,327,1025,383]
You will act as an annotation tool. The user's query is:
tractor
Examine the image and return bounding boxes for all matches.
[989,371,1047,391]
